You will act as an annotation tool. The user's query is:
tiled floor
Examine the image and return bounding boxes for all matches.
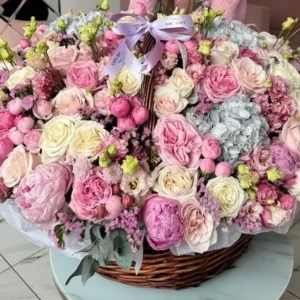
[0,210,300,300]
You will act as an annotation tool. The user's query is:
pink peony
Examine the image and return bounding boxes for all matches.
[24,129,42,153]
[261,205,291,228]
[256,182,280,206]
[7,98,23,115]
[183,40,198,51]
[0,110,15,130]
[70,175,113,222]
[93,88,111,115]
[153,114,203,168]
[132,105,149,125]
[215,162,233,177]
[17,117,34,134]
[200,158,216,174]
[144,195,184,251]
[181,199,217,253]
[280,194,295,211]
[14,114,24,127]
[202,135,221,159]
[109,96,131,118]
[204,65,241,103]
[67,60,100,89]
[48,45,78,77]
[15,162,72,223]
[8,128,24,145]
[117,115,136,131]
[0,134,13,161]
[165,40,180,55]
[33,100,53,120]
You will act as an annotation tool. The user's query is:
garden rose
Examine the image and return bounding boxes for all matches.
[152,163,198,201]
[231,57,267,95]
[93,88,111,115]
[48,45,78,76]
[153,86,188,117]
[269,55,300,90]
[0,110,15,129]
[202,136,221,159]
[40,116,76,163]
[15,162,72,223]
[0,145,41,187]
[144,195,184,250]
[280,118,300,155]
[0,134,13,162]
[67,60,100,89]
[204,65,241,103]
[70,174,112,222]
[181,199,217,253]
[211,40,239,66]
[52,87,93,117]
[116,66,141,96]
[166,68,195,99]
[153,114,203,168]
[69,121,107,161]
[207,177,247,218]
[256,182,280,206]
[24,129,42,153]
[5,67,35,90]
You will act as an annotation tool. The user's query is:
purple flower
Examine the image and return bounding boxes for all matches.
[197,189,220,221]
[21,95,35,110]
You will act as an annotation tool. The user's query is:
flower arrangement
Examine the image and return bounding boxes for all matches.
[0,0,300,287]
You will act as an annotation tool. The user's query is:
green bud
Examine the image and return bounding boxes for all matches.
[58,19,67,32]
[121,156,139,175]
[0,38,8,48]
[112,78,123,93]
[99,154,112,168]
[68,9,74,16]
[96,16,103,27]
[107,145,118,156]
[173,7,180,15]
[105,21,114,28]
[267,168,284,183]
[179,9,185,15]
[199,40,212,56]
[36,41,49,54]
[246,189,256,201]
[80,23,98,45]
[23,16,37,39]
[237,164,251,175]
[240,179,251,190]
[97,0,110,11]
[0,48,13,62]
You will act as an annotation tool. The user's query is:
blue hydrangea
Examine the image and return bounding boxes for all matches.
[186,95,270,163]
[207,18,262,49]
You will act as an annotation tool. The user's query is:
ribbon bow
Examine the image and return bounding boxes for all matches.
[102,13,195,79]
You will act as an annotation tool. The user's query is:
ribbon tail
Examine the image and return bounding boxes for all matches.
[142,37,164,74]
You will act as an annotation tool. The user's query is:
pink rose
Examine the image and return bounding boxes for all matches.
[52,87,93,117]
[201,135,221,159]
[109,96,131,118]
[181,199,217,253]
[132,105,149,125]
[0,177,10,200]
[67,60,100,89]
[144,195,184,251]
[48,45,78,77]
[94,88,111,115]
[70,175,113,222]
[0,134,13,161]
[8,128,24,145]
[203,65,241,103]
[0,110,15,130]
[231,57,267,96]
[280,194,295,211]
[280,118,300,155]
[256,182,280,206]
[165,40,180,55]
[215,162,233,177]
[17,117,34,134]
[153,114,203,168]
[200,158,216,174]
[105,195,123,220]
[33,100,53,120]
[15,162,73,223]
[7,98,23,115]
[24,129,42,153]
[117,115,136,131]
[20,38,30,49]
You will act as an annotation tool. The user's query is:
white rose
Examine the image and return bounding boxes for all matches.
[207,177,247,218]
[116,66,141,96]
[259,32,284,50]
[153,86,189,117]
[69,120,107,161]
[40,116,77,163]
[6,67,35,90]
[269,55,300,90]
[0,145,41,187]
[52,87,94,117]
[152,163,198,201]
[211,40,239,66]
[166,68,195,99]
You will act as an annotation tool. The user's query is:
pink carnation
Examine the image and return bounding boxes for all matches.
[256,182,280,206]
[269,76,290,101]
[239,47,259,63]
[187,49,202,64]
[144,195,184,251]
[160,52,178,70]
[186,63,206,84]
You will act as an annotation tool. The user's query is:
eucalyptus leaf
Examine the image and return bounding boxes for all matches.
[97,242,109,267]
[90,224,102,243]
[81,255,99,286]
[73,242,95,256]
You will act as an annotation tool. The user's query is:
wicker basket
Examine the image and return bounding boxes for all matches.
[98,235,253,289]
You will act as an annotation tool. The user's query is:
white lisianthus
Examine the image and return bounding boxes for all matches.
[6,67,35,90]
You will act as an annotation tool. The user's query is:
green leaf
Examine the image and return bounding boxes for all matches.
[96,242,109,267]
[73,242,95,256]
[90,224,107,243]
[65,255,99,286]
[112,229,133,270]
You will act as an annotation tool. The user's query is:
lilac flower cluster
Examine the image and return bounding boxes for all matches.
[106,206,142,253]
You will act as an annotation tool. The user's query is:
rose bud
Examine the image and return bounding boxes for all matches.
[132,105,149,125]
[122,195,134,208]
[105,195,123,220]
[113,184,121,194]
[94,206,107,219]
[109,96,131,118]
[200,158,216,174]
[215,162,233,177]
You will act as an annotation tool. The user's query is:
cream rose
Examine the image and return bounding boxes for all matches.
[231,57,267,96]
[153,86,189,117]
[69,120,107,161]
[6,67,35,90]
[152,163,198,201]
[0,145,41,187]
[269,55,300,90]
[166,68,195,99]
[40,116,77,163]
[52,87,94,117]
[211,40,239,66]
[116,66,141,96]
[207,177,247,218]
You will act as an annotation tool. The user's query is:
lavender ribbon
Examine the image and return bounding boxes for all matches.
[102,14,195,79]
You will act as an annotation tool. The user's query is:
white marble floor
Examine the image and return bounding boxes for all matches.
[0,212,300,300]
